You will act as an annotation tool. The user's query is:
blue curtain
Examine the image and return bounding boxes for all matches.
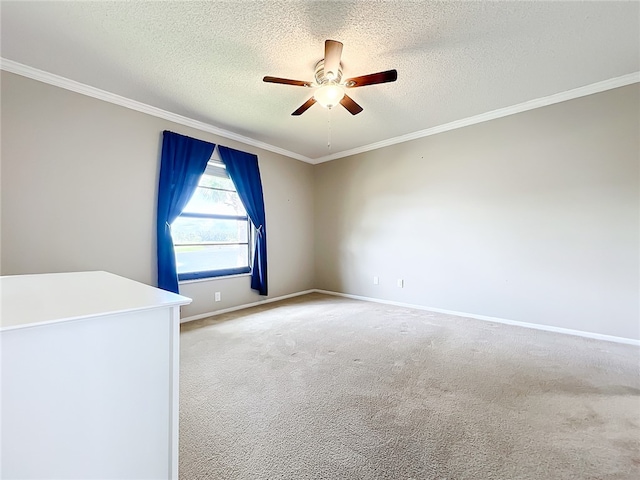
[218,146,268,296]
[157,131,215,293]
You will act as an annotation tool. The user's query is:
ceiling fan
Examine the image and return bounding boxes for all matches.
[263,40,398,116]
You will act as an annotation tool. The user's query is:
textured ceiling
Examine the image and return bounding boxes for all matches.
[1,1,639,162]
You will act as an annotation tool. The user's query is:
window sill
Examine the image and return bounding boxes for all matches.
[178,272,251,285]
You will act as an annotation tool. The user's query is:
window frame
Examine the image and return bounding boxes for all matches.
[173,154,253,281]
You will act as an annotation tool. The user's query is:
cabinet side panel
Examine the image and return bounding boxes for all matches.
[1,308,172,479]
[169,306,180,480]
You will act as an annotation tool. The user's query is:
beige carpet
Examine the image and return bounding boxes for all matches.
[179,293,640,479]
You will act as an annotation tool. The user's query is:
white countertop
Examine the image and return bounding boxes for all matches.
[0,271,191,331]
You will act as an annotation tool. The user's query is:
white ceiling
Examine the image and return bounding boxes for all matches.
[1,1,639,163]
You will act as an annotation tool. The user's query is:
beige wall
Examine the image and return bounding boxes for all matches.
[2,71,638,340]
[315,85,640,340]
[0,71,315,318]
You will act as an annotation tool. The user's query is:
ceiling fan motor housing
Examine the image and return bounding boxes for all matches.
[314,59,343,85]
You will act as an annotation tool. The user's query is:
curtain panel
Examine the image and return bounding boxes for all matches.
[218,146,268,296]
[156,131,215,293]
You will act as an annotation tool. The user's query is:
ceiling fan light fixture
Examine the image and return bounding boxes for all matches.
[263,39,398,116]
[314,83,345,109]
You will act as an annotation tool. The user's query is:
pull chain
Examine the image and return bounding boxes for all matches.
[327,107,332,150]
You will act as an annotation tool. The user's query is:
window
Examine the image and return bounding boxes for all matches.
[171,156,252,280]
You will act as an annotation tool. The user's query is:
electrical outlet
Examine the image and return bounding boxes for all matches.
[397,279,404,288]
[215,292,221,302]
[373,276,379,285]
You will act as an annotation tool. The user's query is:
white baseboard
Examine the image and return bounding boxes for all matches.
[180,289,315,323]
[313,289,640,347]
[180,287,640,346]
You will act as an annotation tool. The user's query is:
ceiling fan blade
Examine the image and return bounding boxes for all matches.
[344,69,398,88]
[324,40,343,81]
[291,97,317,116]
[263,76,311,87]
[340,94,363,115]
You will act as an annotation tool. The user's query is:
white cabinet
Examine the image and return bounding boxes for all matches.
[0,271,191,479]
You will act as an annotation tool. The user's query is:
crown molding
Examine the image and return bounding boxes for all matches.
[2,58,637,166]
[311,71,640,164]
[0,58,313,164]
